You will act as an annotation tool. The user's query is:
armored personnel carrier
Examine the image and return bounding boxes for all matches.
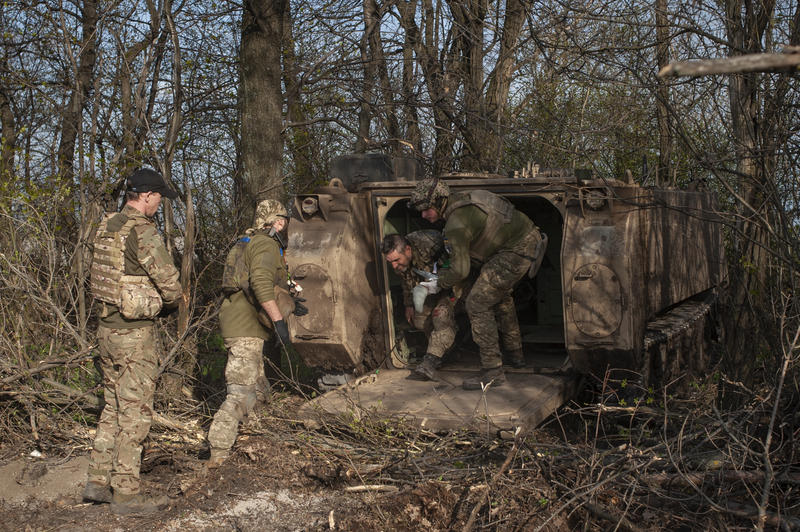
[287,153,724,432]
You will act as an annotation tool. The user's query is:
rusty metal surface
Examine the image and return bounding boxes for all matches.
[288,153,725,422]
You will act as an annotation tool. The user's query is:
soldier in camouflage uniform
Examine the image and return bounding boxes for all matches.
[206,199,304,468]
[409,177,543,390]
[381,231,456,381]
[84,168,181,514]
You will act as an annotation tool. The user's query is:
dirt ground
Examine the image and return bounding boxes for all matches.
[0,394,567,532]
[3,377,779,532]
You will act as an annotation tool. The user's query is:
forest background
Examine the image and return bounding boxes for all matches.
[1,0,799,529]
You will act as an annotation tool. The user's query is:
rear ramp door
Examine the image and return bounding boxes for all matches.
[300,367,580,433]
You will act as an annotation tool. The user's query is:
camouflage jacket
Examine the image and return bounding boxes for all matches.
[398,230,445,308]
[439,191,536,290]
[99,204,181,329]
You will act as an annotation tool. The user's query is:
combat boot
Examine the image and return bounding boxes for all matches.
[462,367,505,390]
[505,348,526,369]
[111,492,169,515]
[207,448,230,469]
[413,354,442,381]
[82,481,112,504]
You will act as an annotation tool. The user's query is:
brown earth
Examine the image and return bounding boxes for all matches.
[0,395,572,532]
[3,380,775,532]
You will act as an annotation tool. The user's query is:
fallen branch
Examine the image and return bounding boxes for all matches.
[343,484,399,493]
[723,501,800,530]
[0,351,95,386]
[463,428,523,532]
[4,377,202,436]
[643,469,800,488]
[659,50,800,77]
[584,502,645,532]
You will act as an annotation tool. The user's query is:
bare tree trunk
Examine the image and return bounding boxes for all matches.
[449,0,488,171]
[355,0,378,153]
[0,57,15,190]
[483,0,526,173]
[241,0,287,219]
[398,0,422,156]
[655,0,671,185]
[160,0,192,339]
[115,17,161,176]
[366,0,401,155]
[722,0,783,381]
[400,0,459,174]
[54,0,98,232]
[282,2,316,191]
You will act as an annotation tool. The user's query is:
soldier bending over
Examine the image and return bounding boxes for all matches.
[409,178,544,390]
[382,231,456,381]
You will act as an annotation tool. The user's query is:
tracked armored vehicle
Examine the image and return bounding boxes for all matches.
[287,153,724,432]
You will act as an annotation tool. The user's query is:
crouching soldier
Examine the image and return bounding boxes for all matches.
[206,199,305,468]
[409,178,544,390]
[381,231,456,381]
[84,168,181,514]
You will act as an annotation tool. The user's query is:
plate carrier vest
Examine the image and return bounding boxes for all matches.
[443,190,515,263]
[90,213,155,306]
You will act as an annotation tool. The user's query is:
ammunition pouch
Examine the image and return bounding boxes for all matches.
[118,274,163,319]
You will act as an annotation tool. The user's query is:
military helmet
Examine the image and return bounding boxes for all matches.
[253,199,288,229]
[408,177,449,212]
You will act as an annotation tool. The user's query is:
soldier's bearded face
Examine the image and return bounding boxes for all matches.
[421,207,440,223]
[385,246,412,273]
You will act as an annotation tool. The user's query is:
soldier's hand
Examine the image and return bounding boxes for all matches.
[405,306,415,324]
[420,279,440,294]
[274,319,292,348]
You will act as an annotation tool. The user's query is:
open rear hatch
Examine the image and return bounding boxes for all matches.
[299,350,581,433]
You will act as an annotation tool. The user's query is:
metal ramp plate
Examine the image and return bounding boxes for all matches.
[299,368,580,433]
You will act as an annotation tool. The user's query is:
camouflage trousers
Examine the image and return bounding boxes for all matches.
[466,232,539,369]
[207,337,269,452]
[87,325,159,495]
[413,292,456,359]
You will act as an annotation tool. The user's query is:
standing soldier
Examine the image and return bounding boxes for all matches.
[381,231,456,381]
[206,199,304,468]
[408,178,544,390]
[84,168,181,514]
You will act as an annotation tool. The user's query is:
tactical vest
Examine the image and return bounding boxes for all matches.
[221,236,253,296]
[91,213,146,305]
[443,190,514,262]
[221,233,295,317]
[91,213,163,319]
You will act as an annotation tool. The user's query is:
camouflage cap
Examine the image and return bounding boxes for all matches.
[408,177,449,211]
[253,199,288,229]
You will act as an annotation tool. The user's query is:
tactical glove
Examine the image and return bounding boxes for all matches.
[274,319,292,348]
[292,296,309,316]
